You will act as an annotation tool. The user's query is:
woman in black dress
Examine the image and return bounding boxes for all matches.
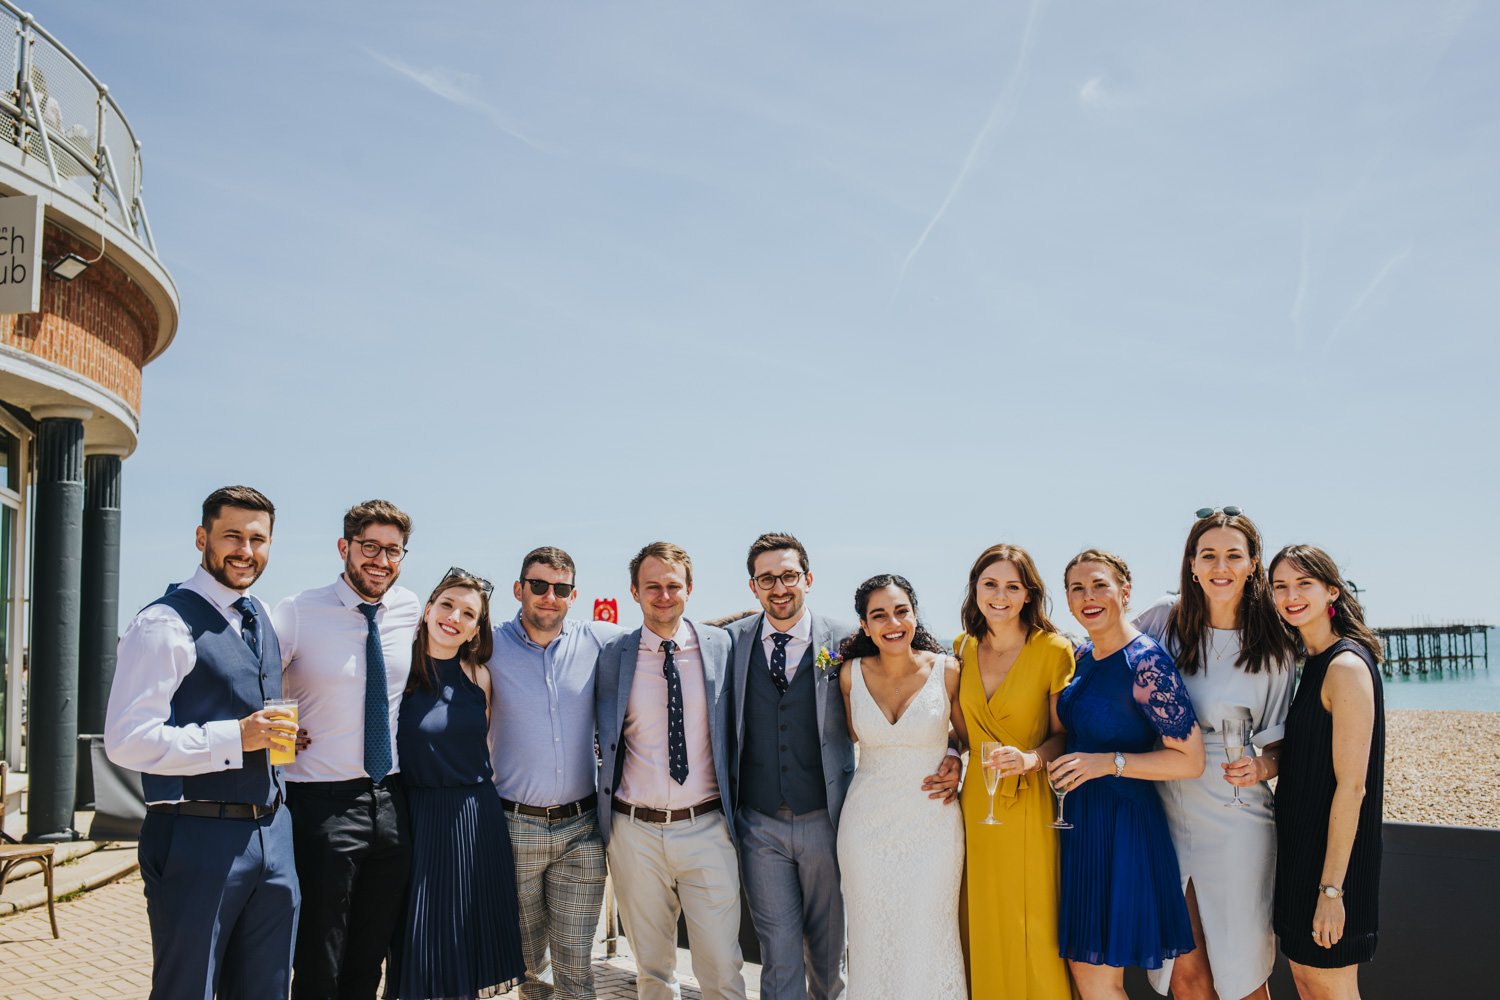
[389,569,525,999]
[1268,545,1384,1000]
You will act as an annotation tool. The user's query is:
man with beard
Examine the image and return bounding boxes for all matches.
[485,546,621,999]
[272,499,421,999]
[106,486,301,999]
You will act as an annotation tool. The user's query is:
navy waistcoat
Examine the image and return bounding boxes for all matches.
[740,638,826,816]
[139,588,284,807]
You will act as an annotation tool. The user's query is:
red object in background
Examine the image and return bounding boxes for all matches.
[594,598,618,623]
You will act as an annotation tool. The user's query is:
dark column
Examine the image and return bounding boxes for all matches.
[26,409,88,842]
[75,450,123,810]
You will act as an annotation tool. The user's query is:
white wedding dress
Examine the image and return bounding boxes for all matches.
[836,658,966,1000]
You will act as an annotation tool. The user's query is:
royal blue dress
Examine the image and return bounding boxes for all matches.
[388,656,525,999]
[1056,634,1198,969]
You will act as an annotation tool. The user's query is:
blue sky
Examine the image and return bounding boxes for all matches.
[41,1,1500,635]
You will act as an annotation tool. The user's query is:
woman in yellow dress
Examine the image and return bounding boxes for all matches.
[955,544,1076,999]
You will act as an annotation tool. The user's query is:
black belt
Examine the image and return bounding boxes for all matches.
[148,797,281,820]
[612,797,721,825]
[501,794,596,821]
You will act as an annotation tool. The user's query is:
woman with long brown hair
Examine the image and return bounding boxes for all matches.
[1134,509,1296,1000]
[1269,546,1384,1000]
[388,570,525,1000]
[953,544,1074,999]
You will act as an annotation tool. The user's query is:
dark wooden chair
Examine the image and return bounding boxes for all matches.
[0,760,59,937]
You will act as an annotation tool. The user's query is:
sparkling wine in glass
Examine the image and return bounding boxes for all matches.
[979,741,1004,826]
[1221,718,1251,809]
[1047,761,1073,830]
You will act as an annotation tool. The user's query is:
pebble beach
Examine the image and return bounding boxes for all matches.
[1385,709,1500,828]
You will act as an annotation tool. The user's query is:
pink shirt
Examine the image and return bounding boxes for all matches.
[617,621,720,809]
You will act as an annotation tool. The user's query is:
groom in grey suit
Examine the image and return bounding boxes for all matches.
[596,541,746,1000]
[726,533,855,1000]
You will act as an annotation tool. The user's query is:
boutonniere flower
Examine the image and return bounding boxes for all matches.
[814,646,843,678]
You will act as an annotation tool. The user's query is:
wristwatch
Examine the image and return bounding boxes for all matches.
[1317,884,1344,899]
[1113,751,1126,777]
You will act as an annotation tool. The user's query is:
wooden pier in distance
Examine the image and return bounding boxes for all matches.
[1375,624,1490,677]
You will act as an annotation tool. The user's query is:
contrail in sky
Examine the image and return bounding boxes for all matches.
[361,46,548,152]
[893,0,1050,299]
[1327,247,1412,348]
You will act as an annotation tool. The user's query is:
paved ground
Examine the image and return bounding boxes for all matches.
[0,873,757,999]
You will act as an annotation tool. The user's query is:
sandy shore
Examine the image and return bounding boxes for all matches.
[1385,709,1500,828]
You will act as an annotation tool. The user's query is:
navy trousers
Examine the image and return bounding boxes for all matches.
[139,806,301,1000]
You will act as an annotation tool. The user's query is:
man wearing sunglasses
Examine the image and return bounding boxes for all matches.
[486,546,623,1000]
[271,499,422,999]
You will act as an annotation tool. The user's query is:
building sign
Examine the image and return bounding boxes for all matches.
[593,598,618,624]
[0,195,41,314]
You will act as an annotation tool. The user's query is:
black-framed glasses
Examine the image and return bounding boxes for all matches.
[348,537,407,563]
[522,578,576,598]
[752,570,805,590]
[1195,506,1244,519]
[443,566,494,597]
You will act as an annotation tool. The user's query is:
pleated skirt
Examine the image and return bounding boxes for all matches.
[389,783,525,999]
[1057,780,1195,970]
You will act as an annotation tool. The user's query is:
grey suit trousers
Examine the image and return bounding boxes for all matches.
[736,806,847,1000]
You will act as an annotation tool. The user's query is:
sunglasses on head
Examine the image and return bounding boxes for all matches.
[522,578,575,598]
[443,566,494,597]
[1195,506,1243,519]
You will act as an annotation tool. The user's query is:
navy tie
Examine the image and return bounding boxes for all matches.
[661,639,689,785]
[232,597,260,659]
[769,632,792,695]
[358,603,393,783]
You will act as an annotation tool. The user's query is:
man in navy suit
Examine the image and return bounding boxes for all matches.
[105,486,300,999]
[595,542,746,1000]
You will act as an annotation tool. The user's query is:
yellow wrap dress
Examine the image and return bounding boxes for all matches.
[956,629,1077,1000]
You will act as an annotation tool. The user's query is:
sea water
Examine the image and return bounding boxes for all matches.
[1380,627,1498,712]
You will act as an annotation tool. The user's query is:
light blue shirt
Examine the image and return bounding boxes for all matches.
[486,613,624,807]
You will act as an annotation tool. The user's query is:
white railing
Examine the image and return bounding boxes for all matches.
[0,2,156,256]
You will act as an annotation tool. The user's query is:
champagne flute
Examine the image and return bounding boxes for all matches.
[1047,760,1073,830]
[1221,717,1251,808]
[979,741,1003,826]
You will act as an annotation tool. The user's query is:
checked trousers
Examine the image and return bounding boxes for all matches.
[506,808,608,999]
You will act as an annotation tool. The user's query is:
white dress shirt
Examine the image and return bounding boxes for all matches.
[104,566,258,792]
[272,576,421,783]
[617,621,719,810]
[759,607,813,683]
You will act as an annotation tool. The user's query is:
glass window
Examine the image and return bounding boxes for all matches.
[0,506,11,758]
[0,427,16,493]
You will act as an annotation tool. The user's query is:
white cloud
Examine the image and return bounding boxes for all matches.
[360,46,549,153]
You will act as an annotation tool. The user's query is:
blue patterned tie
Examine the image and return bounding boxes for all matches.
[661,639,689,785]
[232,597,260,659]
[358,603,392,783]
[769,632,792,695]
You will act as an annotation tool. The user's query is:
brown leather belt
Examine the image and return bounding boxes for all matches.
[147,798,280,820]
[501,794,596,821]
[612,797,721,825]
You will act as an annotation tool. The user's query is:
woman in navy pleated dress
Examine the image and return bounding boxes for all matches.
[389,570,524,999]
[1047,550,1205,1000]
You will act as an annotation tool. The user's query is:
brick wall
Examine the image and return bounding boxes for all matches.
[0,223,157,413]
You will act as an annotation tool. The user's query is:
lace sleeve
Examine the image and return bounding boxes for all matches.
[1130,641,1198,741]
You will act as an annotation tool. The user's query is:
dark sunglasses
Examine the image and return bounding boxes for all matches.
[443,566,494,597]
[522,578,576,598]
[1195,506,1243,519]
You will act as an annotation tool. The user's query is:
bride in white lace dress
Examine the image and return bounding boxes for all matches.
[835,574,966,1000]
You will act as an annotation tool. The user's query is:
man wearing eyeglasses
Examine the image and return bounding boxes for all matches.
[723,533,856,1000]
[272,500,422,999]
[486,546,623,999]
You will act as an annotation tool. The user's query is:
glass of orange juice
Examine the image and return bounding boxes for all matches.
[263,698,298,766]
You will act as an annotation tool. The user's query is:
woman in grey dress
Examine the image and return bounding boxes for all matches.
[1135,508,1297,1000]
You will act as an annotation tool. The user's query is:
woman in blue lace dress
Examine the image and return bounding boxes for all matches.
[1047,550,1205,1000]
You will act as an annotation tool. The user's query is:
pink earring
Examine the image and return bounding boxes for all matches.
[1327,603,1337,619]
